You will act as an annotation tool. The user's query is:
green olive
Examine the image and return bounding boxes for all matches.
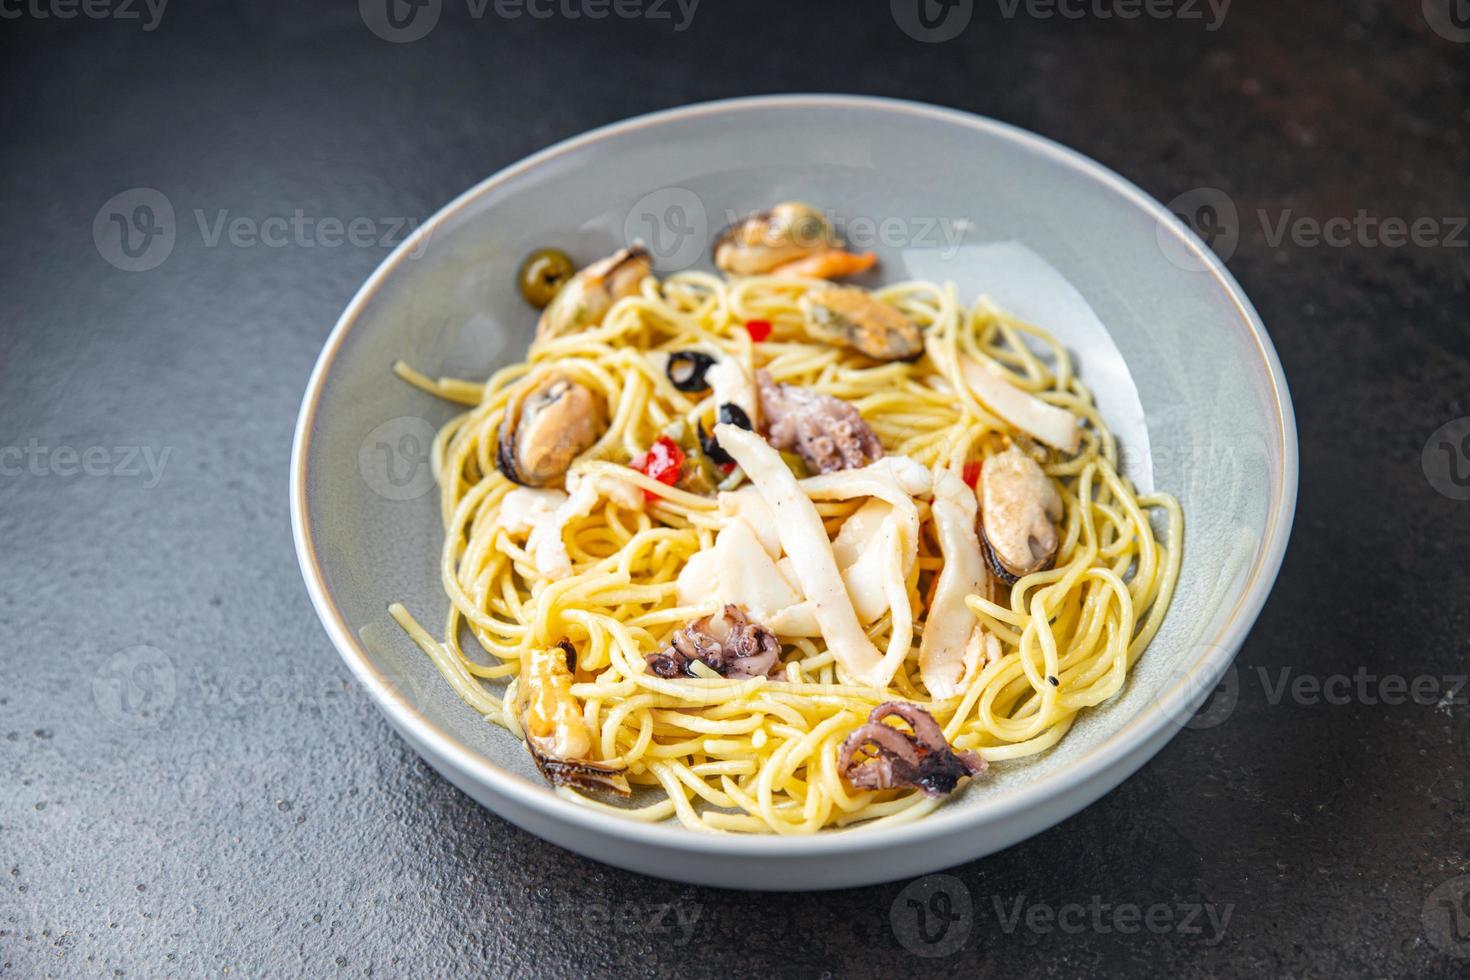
[518,248,576,309]
[779,450,810,479]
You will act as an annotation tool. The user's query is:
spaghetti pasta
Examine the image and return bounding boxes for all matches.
[390,258,1182,835]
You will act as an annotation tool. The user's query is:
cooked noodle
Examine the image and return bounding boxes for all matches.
[390,270,1182,834]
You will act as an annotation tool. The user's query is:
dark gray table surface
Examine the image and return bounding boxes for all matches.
[3,1,1468,976]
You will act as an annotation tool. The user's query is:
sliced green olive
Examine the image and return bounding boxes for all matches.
[661,417,719,495]
[518,248,576,309]
[679,453,720,496]
[778,450,809,479]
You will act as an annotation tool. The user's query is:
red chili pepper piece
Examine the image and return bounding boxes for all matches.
[745,319,772,342]
[636,436,685,501]
[962,461,982,489]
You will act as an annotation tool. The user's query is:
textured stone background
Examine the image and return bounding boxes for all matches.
[3,1,1469,976]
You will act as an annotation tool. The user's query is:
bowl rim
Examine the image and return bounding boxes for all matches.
[290,93,1298,857]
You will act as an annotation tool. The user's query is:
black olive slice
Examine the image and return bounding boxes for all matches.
[666,351,715,392]
[719,403,752,430]
[700,404,753,467]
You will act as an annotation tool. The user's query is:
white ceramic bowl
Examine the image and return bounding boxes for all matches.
[291,95,1296,890]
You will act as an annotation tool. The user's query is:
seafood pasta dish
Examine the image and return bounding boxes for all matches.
[389,201,1182,834]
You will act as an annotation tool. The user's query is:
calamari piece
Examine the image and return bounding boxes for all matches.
[771,498,897,634]
[713,423,891,687]
[835,506,902,626]
[838,702,986,798]
[797,455,932,508]
[536,245,650,341]
[980,446,1063,584]
[710,516,804,622]
[766,559,821,637]
[517,641,629,795]
[499,486,572,578]
[830,496,891,568]
[757,370,882,474]
[960,356,1081,454]
[918,468,987,699]
[797,455,929,575]
[767,457,929,639]
[717,486,782,558]
[500,472,640,580]
[675,547,719,608]
[713,202,876,279]
[645,605,782,679]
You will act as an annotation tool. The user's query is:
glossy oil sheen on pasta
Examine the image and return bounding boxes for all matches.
[389,269,1182,834]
